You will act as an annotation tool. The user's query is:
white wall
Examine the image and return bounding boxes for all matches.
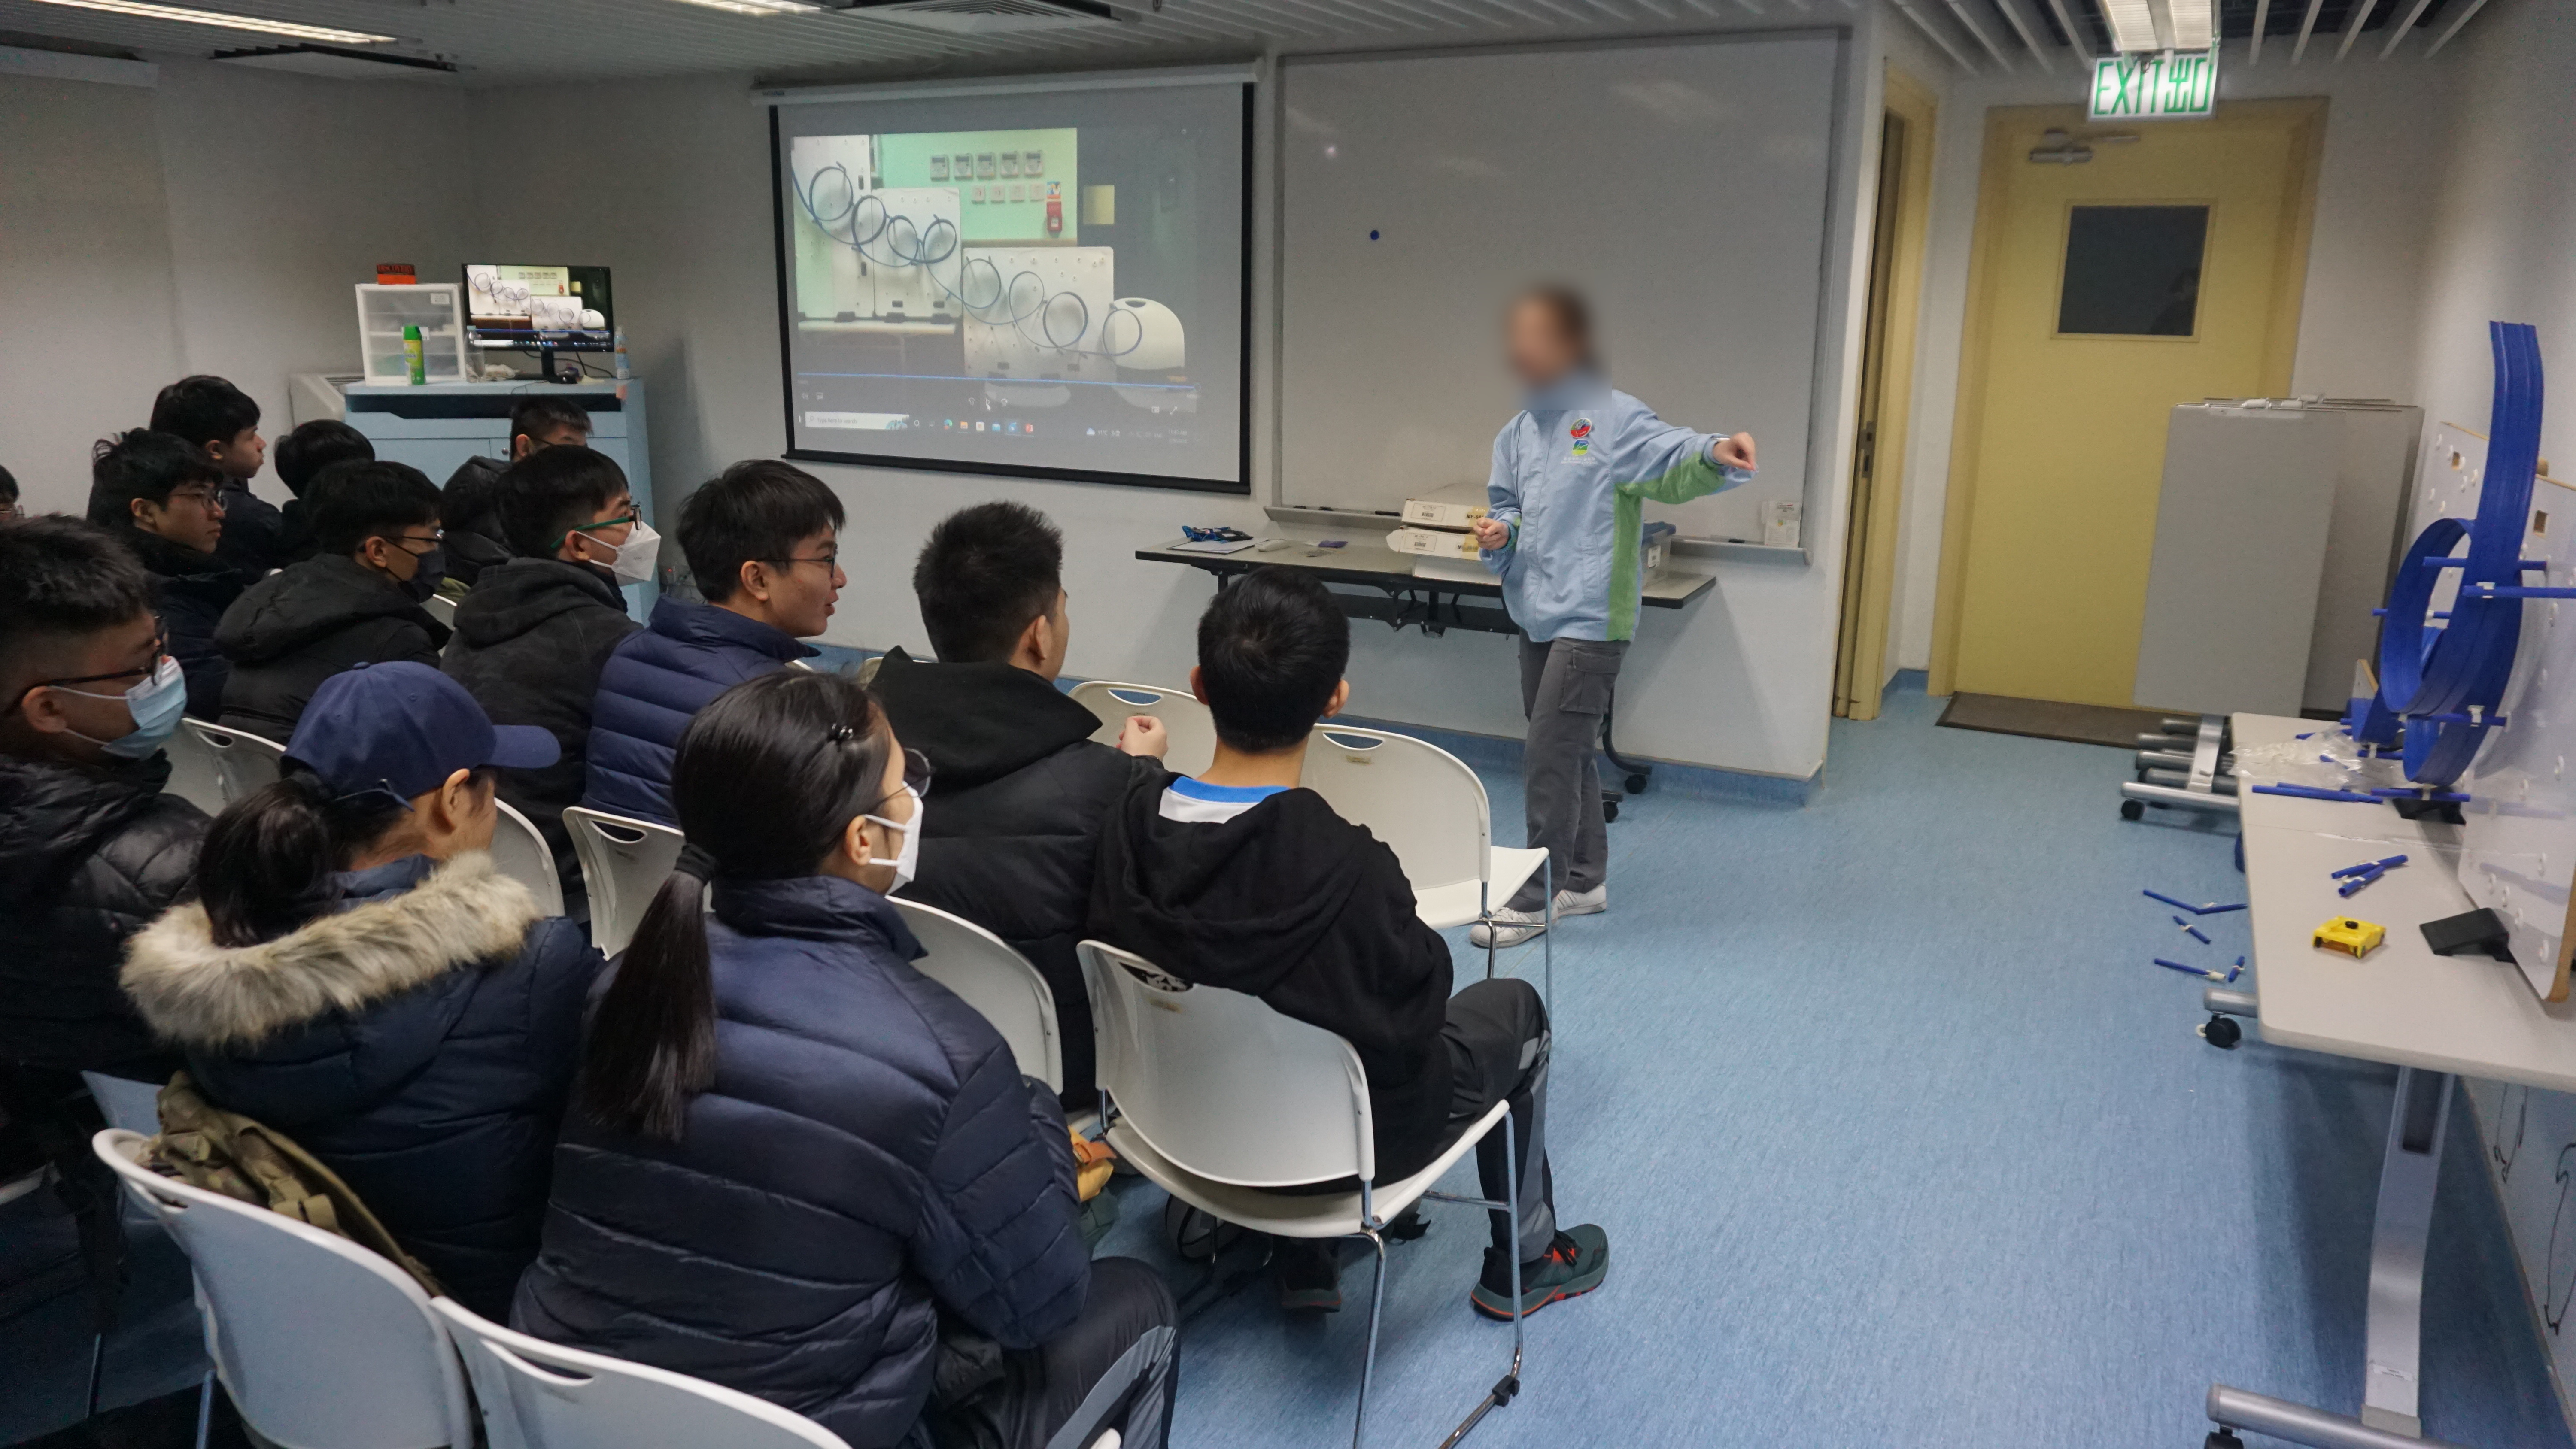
[1881,32,2460,676]
[467,28,1889,781]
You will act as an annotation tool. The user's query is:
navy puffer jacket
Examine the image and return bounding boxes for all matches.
[513,874,1090,1449]
[583,596,811,825]
[120,852,604,1318]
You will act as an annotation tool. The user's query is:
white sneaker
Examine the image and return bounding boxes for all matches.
[1467,888,1606,948]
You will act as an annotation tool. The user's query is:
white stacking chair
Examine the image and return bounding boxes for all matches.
[1067,680,1218,779]
[891,899,1062,1092]
[82,1071,164,1135]
[491,801,566,916]
[1078,940,1528,1449]
[1301,725,1552,995]
[176,718,286,809]
[561,807,684,956]
[421,593,459,628]
[161,719,232,815]
[91,1130,475,1449]
[429,1297,851,1449]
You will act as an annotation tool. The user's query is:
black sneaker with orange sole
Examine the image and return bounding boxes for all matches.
[1469,1224,1609,1321]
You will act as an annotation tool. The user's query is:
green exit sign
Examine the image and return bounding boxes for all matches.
[2089,51,2219,120]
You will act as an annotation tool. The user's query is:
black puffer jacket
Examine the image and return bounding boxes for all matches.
[122,852,602,1318]
[515,874,1089,1449]
[214,554,450,739]
[212,479,289,577]
[870,648,1153,1104]
[122,528,248,722]
[0,750,206,1076]
[440,559,640,897]
[438,456,511,589]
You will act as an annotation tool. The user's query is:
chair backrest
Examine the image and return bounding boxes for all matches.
[82,1070,165,1135]
[177,718,287,810]
[429,1297,850,1449]
[1066,680,1218,779]
[1299,725,1490,893]
[561,807,683,956]
[422,593,459,628]
[91,1130,474,1449]
[1078,940,1372,1187]
[491,800,566,916]
[162,719,231,815]
[892,900,1061,1091]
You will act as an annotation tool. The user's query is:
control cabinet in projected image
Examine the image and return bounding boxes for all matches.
[785,126,1203,464]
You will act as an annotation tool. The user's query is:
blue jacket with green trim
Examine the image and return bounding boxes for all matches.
[1480,382,1748,642]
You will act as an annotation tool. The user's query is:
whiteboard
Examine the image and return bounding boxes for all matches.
[1276,32,1843,540]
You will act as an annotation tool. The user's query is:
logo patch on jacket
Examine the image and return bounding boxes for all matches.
[1569,416,1593,457]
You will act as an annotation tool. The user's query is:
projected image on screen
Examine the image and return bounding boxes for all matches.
[773,81,1246,491]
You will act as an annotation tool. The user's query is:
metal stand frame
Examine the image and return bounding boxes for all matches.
[2205,1069,2463,1449]
[2123,713,2241,819]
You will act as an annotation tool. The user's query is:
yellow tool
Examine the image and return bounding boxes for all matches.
[2312,916,2387,958]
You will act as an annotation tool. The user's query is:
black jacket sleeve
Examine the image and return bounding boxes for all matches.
[908,1039,1089,1349]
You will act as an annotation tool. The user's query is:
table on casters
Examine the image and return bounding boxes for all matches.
[2195,713,2576,1449]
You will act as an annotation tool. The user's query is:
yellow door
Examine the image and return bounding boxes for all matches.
[1934,100,2324,707]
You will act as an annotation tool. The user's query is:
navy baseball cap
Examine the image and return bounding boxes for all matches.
[286,662,558,804]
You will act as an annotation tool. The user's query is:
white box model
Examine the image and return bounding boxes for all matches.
[963,246,1115,398]
[1385,526,1481,558]
[353,283,468,385]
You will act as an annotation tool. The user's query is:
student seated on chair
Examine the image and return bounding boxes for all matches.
[1088,566,1608,1320]
[583,460,844,825]
[0,518,207,1084]
[151,375,286,578]
[88,430,246,722]
[269,418,376,566]
[441,397,592,591]
[119,662,602,1319]
[517,671,1178,1449]
[213,461,451,740]
[871,502,1166,1106]
[441,446,645,911]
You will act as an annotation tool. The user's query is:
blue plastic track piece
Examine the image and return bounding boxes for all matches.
[2253,782,2379,803]
[2197,903,2248,914]
[2144,889,2196,912]
[2180,922,2212,944]
[2155,958,2221,980]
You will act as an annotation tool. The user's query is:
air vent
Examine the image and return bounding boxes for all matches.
[837,0,1133,35]
[211,45,459,82]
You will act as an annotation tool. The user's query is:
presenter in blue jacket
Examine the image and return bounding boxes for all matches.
[1469,287,1756,948]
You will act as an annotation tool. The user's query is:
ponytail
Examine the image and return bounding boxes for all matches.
[575,669,893,1142]
[198,766,407,948]
[578,848,717,1140]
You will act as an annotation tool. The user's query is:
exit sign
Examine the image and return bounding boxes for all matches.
[2088,51,2218,120]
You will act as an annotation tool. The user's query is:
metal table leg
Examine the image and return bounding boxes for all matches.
[2123,713,2241,820]
[2207,1068,2460,1447]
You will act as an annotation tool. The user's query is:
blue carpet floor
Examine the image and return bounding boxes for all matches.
[1087,677,2571,1449]
[1,678,2562,1447]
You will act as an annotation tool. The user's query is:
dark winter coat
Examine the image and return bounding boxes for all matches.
[582,596,811,825]
[513,874,1090,1449]
[212,479,289,578]
[213,554,450,740]
[441,559,641,895]
[439,456,511,588]
[0,751,206,1077]
[120,852,602,1319]
[1089,776,1458,1182]
[870,648,1153,1103]
[122,527,248,722]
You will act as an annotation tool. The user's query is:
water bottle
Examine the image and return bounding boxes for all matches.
[401,324,426,385]
[612,327,631,380]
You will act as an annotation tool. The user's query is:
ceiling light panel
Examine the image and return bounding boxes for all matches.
[2100,0,2161,50]
[20,0,396,42]
[2165,0,2214,49]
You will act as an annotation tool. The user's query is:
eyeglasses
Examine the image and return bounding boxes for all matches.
[763,552,840,570]
[6,627,169,715]
[863,747,935,815]
[165,486,225,512]
[552,514,638,548]
[387,530,444,552]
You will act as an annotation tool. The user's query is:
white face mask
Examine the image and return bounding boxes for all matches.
[864,785,924,893]
[579,518,662,586]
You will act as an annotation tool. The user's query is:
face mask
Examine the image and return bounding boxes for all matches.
[58,656,189,761]
[398,545,448,603]
[864,785,925,893]
[580,520,661,586]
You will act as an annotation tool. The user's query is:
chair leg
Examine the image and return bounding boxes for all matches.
[1425,1105,1527,1449]
[85,1330,106,1418]
[194,1369,214,1449]
[1350,1228,1388,1449]
[1540,855,1554,1024]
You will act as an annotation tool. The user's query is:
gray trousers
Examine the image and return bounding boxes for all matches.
[1444,978,1557,1262]
[1513,635,1626,910]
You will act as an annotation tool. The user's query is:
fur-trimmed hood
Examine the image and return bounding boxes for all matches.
[122,852,541,1050]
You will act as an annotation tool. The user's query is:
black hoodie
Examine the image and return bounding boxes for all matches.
[872,647,1157,1103]
[120,527,247,722]
[440,558,639,886]
[0,749,205,1076]
[214,553,450,739]
[1088,773,1456,1180]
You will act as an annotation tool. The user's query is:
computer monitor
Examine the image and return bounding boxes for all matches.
[462,264,615,352]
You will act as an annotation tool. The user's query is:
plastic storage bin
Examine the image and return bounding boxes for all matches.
[354,283,468,385]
